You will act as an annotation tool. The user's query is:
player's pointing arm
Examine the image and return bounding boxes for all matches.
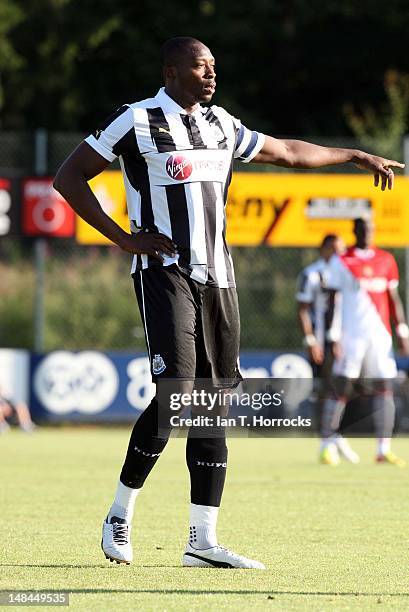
[251,136,404,191]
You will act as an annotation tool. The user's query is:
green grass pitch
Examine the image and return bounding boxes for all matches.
[1,429,408,610]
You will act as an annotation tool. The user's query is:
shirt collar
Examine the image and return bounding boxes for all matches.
[155,87,204,116]
[353,247,376,259]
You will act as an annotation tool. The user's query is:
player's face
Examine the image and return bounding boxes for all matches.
[354,220,374,247]
[172,45,216,105]
[333,237,345,255]
[321,237,344,260]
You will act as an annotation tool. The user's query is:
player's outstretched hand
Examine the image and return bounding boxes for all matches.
[354,152,405,191]
[120,232,177,262]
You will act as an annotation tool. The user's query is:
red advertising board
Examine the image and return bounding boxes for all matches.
[0,177,20,237]
[0,178,12,236]
[22,178,75,237]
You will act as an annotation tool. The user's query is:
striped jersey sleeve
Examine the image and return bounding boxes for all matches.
[84,105,134,162]
[296,269,315,303]
[232,117,265,163]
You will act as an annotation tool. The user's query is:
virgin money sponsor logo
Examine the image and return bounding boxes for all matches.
[166,155,193,180]
[194,159,225,172]
[165,155,226,181]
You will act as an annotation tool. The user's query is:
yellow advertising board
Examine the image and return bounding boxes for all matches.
[76,172,129,245]
[76,171,409,247]
[226,173,409,247]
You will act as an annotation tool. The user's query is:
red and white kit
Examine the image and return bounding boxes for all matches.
[327,247,398,378]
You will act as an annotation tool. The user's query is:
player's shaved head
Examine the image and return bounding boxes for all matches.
[353,216,373,231]
[161,37,209,67]
[320,233,344,259]
[354,216,374,248]
[320,234,338,249]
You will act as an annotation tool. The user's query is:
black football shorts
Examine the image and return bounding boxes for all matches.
[133,265,242,388]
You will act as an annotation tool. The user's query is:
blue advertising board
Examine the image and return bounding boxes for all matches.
[29,350,409,424]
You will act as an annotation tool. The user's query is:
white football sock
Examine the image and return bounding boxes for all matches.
[189,503,218,549]
[108,480,141,523]
[320,438,334,451]
[377,438,391,456]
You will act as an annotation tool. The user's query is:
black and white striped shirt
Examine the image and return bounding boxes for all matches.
[296,258,342,347]
[85,87,265,288]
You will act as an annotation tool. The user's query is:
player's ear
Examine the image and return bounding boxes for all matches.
[164,65,177,80]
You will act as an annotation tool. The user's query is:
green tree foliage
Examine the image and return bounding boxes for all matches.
[344,70,409,160]
[0,0,23,118]
[0,245,406,351]
[3,0,409,135]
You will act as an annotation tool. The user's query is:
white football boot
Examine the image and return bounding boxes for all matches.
[0,421,10,434]
[183,543,265,569]
[101,516,132,564]
[335,437,360,464]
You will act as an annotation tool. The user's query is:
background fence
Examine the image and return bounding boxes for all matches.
[1,131,408,352]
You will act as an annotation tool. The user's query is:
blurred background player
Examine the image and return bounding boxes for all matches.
[0,386,36,434]
[295,234,358,464]
[296,233,344,372]
[321,216,409,466]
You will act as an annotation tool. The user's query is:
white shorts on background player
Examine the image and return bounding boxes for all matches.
[327,248,398,379]
[333,332,397,379]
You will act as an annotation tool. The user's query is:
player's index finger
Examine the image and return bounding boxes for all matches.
[386,160,405,168]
